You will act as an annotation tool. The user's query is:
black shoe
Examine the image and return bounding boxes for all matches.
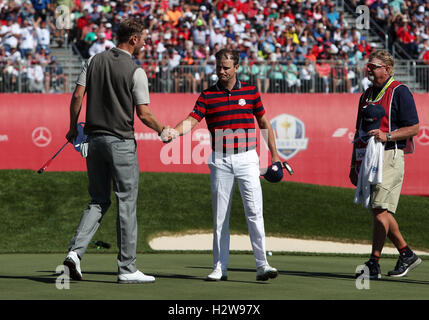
[387,253,422,277]
[355,260,381,280]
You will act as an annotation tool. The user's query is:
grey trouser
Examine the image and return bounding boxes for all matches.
[68,134,140,274]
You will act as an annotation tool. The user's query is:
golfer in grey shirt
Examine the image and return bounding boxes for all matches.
[62,17,173,284]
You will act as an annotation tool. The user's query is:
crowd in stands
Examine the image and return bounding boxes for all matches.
[0,1,69,92]
[1,0,429,93]
[350,0,429,60]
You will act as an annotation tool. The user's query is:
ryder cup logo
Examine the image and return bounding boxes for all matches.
[271,114,308,160]
[32,127,52,147]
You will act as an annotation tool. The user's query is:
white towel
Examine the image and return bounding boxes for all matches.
[354,136,384,208]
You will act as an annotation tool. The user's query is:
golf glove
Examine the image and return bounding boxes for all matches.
[80,142,88,158]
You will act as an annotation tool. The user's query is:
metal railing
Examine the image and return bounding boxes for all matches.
[0,61,69,93]
[140,59,429,94]
[2,59,429,94]
[141,60,368,94]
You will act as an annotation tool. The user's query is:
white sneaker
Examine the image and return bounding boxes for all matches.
[206,268,228,281]
[118,270,155,284]
[63,251,82,281]
[256,265,278,281]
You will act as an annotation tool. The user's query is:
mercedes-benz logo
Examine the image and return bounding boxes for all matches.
[416,126,429,146]
[32,127,52,147]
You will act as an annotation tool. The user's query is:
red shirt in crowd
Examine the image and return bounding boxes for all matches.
[397,24,415,44]
[422,50,429,64]
[77,15,90,30]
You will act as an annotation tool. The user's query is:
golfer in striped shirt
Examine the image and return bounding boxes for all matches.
[172,48,281,281]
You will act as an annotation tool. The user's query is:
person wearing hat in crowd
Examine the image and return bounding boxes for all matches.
[74,23,99,58]
[208,19,226,49]
[192,18,206,46]
[44,55,68,92]
[251,56,270,93]
[88,32,116,57]
[268,53,285,93]
[34,18,52,52]
[299,58,315,93]
[2,43,20,91]
[284,57,301,93]
[170,48,281,282]
[27,59,45,93]
[351,50,421,280]
[84,24,99,43]
[34,45,50,66]
[1,16,20,52]
[102,22,113,40]
[19,18,36,57]
[233,13,247,34]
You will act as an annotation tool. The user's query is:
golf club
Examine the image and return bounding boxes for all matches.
[282,161,294,175]
[37,141,69,174]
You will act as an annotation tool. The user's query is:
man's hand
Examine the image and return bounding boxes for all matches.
[368,129,387,143]
[160,126,179,143]
[349,167,358,186]
[271,155,281,164]
[66,126,78,142]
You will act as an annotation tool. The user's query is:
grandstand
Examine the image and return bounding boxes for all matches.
[1,0,428,94]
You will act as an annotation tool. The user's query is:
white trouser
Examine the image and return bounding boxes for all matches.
[208,149,267,270]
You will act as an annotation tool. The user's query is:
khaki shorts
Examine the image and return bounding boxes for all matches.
[370,149,404,214]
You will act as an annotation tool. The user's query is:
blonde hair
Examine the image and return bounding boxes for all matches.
[369,49,394,76]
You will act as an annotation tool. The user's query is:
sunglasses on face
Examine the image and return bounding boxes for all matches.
[367,63,386,71]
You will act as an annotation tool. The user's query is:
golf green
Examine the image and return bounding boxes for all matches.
[0,253,427,300]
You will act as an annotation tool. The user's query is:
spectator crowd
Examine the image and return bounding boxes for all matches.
[1,0,429,93]
[0,0,69,92]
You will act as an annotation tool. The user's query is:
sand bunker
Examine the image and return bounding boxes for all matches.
[149,233,429,256]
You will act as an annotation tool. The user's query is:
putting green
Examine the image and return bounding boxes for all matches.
[0,253,427,300]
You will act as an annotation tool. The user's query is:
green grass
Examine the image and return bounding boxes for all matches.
[0,253,428,300]
[1,170,429,301]
[1,169,429,254]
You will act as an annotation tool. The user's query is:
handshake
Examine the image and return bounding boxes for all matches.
[159,126,180,143]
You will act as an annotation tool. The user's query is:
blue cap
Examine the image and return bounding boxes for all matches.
[263,161,284,183]
[362,104,385,132]
[73,122,87,152]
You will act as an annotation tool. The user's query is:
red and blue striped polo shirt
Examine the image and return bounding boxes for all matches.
[189,80,266,153]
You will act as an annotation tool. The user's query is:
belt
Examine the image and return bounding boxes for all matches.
[214,145,256,156]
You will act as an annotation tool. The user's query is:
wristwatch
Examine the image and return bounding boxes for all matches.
[386,133,392,141]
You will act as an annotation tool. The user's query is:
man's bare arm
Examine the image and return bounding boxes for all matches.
[66,84,86,142]
[174,116,199,136]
